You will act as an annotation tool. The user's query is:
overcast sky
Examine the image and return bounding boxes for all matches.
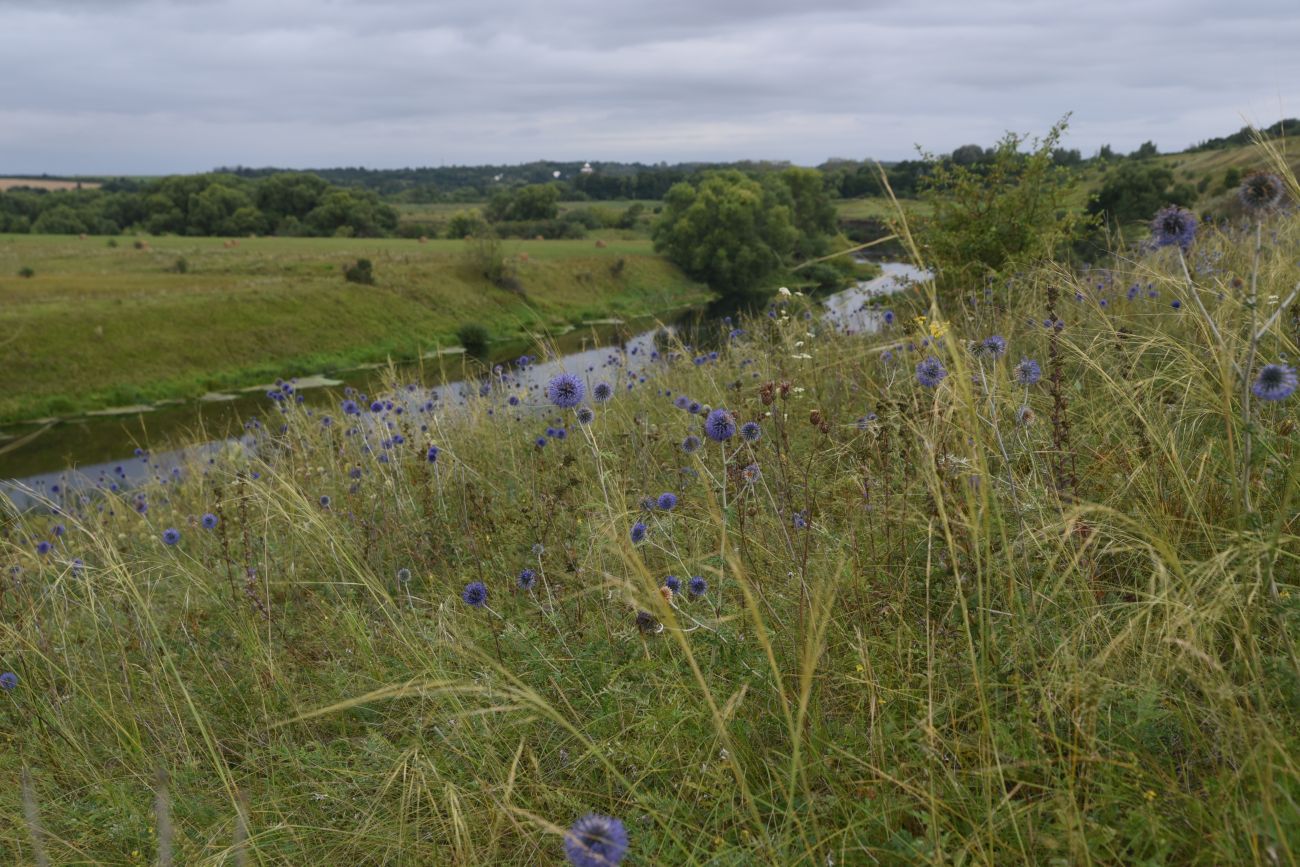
[1,0,1297,174]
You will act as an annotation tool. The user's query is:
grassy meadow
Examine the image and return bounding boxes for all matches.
[0,234,709,424]
[3,163,1300,865]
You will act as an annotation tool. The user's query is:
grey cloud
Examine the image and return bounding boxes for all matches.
[0,0,1297,173]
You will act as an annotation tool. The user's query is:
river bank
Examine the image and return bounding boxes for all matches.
[0,234,712,425]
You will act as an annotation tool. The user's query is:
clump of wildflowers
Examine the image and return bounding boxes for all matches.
[546,373,586,409]
[1150,205,1197,250]
[1013,358,1042,386]
[915,356,947,388]
[704,408,736,442]
[1239,172,1285,211]
[564,814,629,867]
[1252,363,1298,402]
[462,581,488,607]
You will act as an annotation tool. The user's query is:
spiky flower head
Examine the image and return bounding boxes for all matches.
[915,355,948,388]
[687,576,708,598]
[517,568,537,591]
[630,522,647,544]
[0,672,17,691]
[576,406,595,425]
[201,513,219,529]
[656,492,677,511]
[1150,205,1197,250]
[976,335,1007,358]
[592,381,613,402]
[461,581,488,607]
[741,462,762,484]
[739,421,762,443]
[1252,363,1298,402]
[1239,172,1285,212]
[1013,358,1042,386]
[162,528,181,546]
[681,435,702,454]
[704,408,737,442]
[546,373,586,409]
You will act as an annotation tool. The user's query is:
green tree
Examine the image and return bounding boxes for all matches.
[484,184,560,222]
[773,167,837,260]
[1087,162,1196,226]
[652,170,797,300]
[917,116,1090,288]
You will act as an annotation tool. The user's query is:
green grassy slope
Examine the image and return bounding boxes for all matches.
[0,235,709,422]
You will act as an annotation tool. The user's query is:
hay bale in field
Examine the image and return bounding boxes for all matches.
[78,233,87,240]
[535,235,545,241]
[418,235,428,244]
[595,239,607,248]
[518,252,529,262]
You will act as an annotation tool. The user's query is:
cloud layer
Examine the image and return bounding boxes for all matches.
[1,0,1297,173]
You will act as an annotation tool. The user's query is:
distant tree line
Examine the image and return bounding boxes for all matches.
[0,172,398,237]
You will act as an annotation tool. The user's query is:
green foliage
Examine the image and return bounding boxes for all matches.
[446,210,487,239]
[772,167,837,259]
[343,257,374,285]
[652,170,798,299]
[5,216,1300,862]
[485,184,561,222]
[1088,161,1196,226]
[1222,166,1243,192]
[170,257,188,274]
[455,322,490,357]
[916,116,1090,287]
[17,266,34,278]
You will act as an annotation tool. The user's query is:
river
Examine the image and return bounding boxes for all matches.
[0,262,925,509]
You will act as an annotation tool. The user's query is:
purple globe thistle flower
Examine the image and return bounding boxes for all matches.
[576,406,594,425]
[546,373,586,409]
[1239,172,1285,211]
[36,540,52,556]
[1171,299,1182,310]
[792,511,808,530]
[462,581,488,607]
[517,568,537,591]
[664,575,681,593]
[592,381,613,402]
[883,310,895,325]
[1013,358,1042,386]
[635,610,660,634]
[1150,205,1197,250]
[319,495,332,508]
[630,521,647,544]
[674,395,690,410]
[426,445,440,463]
[396,568,412,584]
[656,492,677,511]
[687,576,707,598]
[508,394,520,407]
[162,528,181,546]
[1252,363,1298,402]
[564,814,629,867]
[976,335,1007,358]
[704,408,737,442]
[53,524,65,537]
[201,513,219,530]
[915,356,947,388]
[0,672,17,691]
[370,401,385,413]
[681,435,701,454]
[688,401,702,415]
[741,462,762,484]
[739,421,762,443]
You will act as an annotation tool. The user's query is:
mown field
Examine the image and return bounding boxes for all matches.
[0,235,709,423]
[2,165,1299,863]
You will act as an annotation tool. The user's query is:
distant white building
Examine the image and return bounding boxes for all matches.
[580,162,594,175]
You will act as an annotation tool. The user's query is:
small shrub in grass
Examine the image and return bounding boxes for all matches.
[343,258,374,285]
[17,266,34,278]
[456,322,490,357]
[170,256,188,274]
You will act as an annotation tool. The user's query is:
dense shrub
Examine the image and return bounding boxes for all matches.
[343,258,374,285]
